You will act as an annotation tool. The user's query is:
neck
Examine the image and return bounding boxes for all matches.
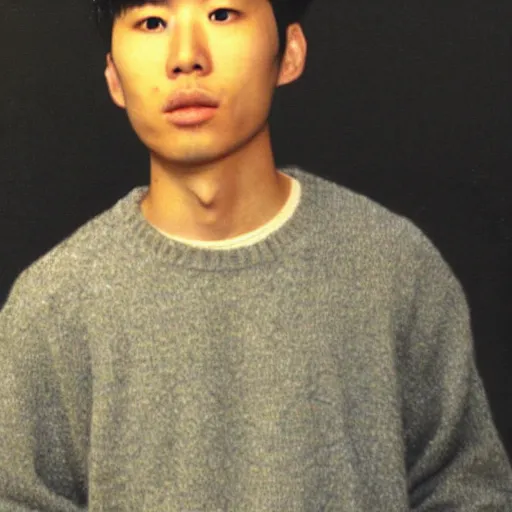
[140,128,291,242]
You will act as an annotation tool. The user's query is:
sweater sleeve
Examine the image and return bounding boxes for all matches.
[0,271,86,512]
[398,229,512,510]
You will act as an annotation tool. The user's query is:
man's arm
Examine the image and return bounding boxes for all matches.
[399,230,512,510]
[0,274,86,512]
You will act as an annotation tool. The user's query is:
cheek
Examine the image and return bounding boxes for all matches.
[212,47,277,136]
[115,42,165,106]
[119,71,161,120]
[227,50,278,124]
[217,16,279,86]
[116,72,163,136]
[228,77,275,137]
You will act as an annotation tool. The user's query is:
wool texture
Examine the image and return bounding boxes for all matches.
[1,167,511,511]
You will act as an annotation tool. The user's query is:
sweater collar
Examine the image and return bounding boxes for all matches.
[116,166,322,271]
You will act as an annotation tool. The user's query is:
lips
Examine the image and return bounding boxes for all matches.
[165,106,217,126]
[164,90,219,112]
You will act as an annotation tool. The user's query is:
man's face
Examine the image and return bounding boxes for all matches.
[104,0,305,168]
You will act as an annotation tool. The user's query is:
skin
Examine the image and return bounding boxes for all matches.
[104,0,307,241]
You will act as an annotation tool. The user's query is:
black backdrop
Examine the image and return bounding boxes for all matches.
[1,1,511,458]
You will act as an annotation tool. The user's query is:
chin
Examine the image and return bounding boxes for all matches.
[150,149,226,170]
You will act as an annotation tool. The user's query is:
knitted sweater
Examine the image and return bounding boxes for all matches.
[0,167,511,511]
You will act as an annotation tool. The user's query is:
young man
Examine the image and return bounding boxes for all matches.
[0,0,511,509]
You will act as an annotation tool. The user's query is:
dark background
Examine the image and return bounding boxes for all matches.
[1,1,511,458]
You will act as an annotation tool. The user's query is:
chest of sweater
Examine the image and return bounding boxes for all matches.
[67,265,410,510]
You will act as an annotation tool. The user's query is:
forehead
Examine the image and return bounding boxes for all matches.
[113,0,266,21]
[114,0,204,14]
[118,0,255,8]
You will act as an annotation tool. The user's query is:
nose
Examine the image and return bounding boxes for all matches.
[165,14,211,79]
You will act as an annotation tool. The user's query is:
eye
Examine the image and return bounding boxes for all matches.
[136,9,239,31]
[209,8,240,23]
[138,16,167,32]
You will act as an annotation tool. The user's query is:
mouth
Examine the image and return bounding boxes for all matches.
[164,106,218,127]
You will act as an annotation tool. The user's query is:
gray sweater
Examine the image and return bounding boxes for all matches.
[1,167,511,511]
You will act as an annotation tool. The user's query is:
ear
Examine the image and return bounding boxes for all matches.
[104,53,126,109]
[276,23,308,87]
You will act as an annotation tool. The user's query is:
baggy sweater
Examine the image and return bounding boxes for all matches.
[0,166,511,511]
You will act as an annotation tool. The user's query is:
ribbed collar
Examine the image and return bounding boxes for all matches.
[114,166,323,271]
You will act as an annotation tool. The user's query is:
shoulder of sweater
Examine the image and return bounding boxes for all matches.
[298,172,470,346]
[292,167,459,287]
[2,187,143,316]
[295,168,435,251]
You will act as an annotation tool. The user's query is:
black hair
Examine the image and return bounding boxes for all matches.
[91,0,313,62]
